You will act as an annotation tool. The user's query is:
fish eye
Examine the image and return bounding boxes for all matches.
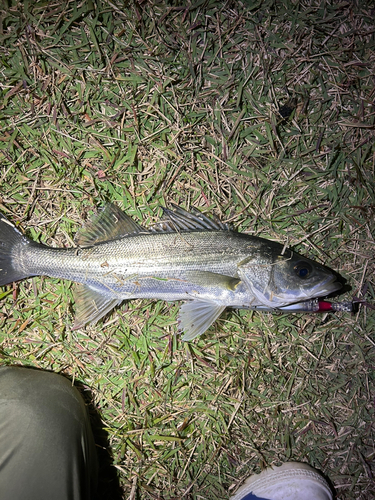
[294,262,312,279]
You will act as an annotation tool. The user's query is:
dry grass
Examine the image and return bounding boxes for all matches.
[0,0,375,498]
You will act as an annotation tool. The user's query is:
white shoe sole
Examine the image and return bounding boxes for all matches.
[230,462,333,500]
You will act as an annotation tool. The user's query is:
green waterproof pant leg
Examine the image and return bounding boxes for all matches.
[0,366,98,500]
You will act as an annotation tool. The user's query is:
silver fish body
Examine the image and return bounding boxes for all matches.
[0,204,342,340]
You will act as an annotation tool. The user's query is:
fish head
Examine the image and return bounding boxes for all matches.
[238,248,342,308]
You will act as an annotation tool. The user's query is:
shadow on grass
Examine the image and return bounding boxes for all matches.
[75,380,124,500]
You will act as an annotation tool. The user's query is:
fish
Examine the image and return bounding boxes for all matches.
[0,203,342,340]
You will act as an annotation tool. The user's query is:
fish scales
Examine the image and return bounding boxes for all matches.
[17,230,265,301]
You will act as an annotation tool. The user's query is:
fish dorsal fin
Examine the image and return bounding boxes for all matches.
[75,204,146,247]
[178,299,226,341]
[151,204,229,233]
[72,283,122,329]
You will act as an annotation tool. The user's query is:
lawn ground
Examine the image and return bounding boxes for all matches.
[0,1,374,498]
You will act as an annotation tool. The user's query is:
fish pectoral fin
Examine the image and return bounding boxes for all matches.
[72,283,122,329]
[75,203,147,247]
[178,300,226,341]
[184,270,240,290]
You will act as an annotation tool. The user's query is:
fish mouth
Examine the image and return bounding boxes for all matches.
[312,276,343,298]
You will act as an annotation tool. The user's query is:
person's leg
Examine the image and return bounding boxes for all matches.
[230,462,333,500]
[0,365,98,500]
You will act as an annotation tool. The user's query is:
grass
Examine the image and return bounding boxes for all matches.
[0,0,375,498]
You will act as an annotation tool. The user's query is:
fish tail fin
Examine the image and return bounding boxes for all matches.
[0,214,36,285]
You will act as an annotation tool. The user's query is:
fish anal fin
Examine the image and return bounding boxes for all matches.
[72,283,122,329]
[75,204,146,247]
[178,299,226,341]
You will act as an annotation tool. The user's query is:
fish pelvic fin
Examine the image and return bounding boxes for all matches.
[0,214,37,286]
[179,299,226,341]
[72,283,122,329]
